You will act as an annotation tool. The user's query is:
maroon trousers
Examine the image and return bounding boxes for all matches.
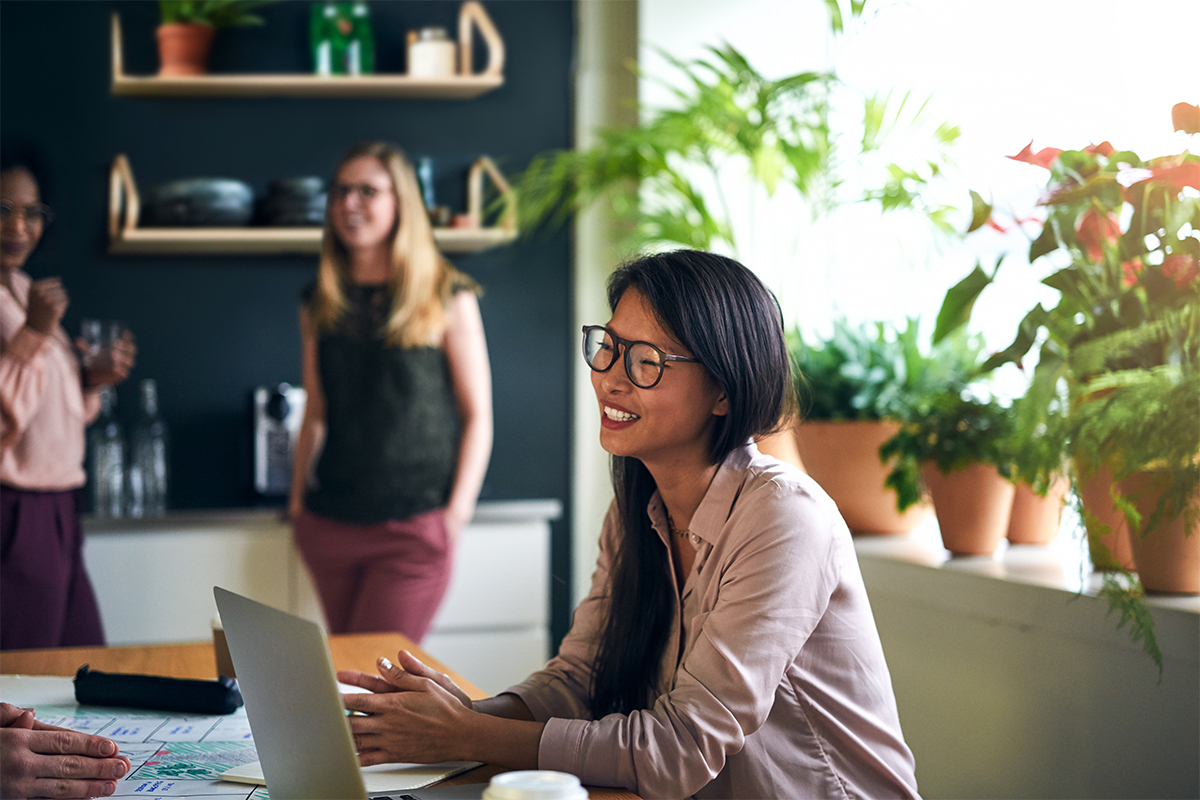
[292,507,453,643]
[1,485,105,649]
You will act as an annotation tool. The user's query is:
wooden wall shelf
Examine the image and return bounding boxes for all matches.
[111,2,505,99]
[108,154,517,257]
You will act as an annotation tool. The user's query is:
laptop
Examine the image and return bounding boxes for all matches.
[213,587,486,800]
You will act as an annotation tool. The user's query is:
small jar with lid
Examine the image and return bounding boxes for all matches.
[407,27,456,77]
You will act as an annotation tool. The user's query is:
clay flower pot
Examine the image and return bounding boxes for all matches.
[923,461,1015,556]
[1118,470,1200,595]
[1006,477,1069,545]
[1077,465,1136,571]
[157,23,216,76]
[793,420,932,535]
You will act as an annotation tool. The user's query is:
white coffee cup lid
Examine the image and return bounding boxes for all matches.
[481,770,589,800]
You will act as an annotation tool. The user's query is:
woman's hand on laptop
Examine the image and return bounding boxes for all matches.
[340,653,478,766]
[337,650,474,709]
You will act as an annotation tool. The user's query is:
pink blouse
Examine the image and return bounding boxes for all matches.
[508,443,919,800]
[0,271,100,490]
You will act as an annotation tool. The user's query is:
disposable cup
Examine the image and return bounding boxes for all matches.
[481,771,588,800]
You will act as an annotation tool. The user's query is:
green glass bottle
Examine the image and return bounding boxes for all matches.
[346,1,375,75]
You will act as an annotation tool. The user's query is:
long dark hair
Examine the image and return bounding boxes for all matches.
[588,250,793,718]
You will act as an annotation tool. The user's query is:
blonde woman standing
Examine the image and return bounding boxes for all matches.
[290,142,492,642]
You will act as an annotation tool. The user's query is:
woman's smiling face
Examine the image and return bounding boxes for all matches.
[330,155,397,253]
[591,287,728,468]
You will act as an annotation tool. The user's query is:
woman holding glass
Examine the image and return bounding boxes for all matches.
[289,141,492,643]
[337,250,919,799]
[0,148,136,649]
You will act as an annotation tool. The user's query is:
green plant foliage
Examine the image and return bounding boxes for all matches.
[789,317,980,422]
[159,0,276,28]
[1099,572,1163,682]
[881,391,1013,511]
[513,41,959,256]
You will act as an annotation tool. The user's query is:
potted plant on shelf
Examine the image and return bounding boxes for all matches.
[157,1,275,77]
[881,388,1017,557]
[936,262,1073,547]
[971,106,1199,593]
[780,317,978,534]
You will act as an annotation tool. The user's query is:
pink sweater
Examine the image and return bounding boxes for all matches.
[509,443,919,800]
[0,271,100,490]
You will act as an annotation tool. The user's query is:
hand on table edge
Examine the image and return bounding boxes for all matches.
[1,702,132,800]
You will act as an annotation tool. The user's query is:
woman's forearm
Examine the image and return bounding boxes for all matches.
[289,416,324,511]
[464,714,544,770]
[473,692,535,721]
[446,408,492,527]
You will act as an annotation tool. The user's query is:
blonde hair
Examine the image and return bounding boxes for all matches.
[309,141,479,347]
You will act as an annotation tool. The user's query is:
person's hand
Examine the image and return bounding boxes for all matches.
[82,331,136,388]
[0,702,131,800]
[338,652,477,767]
[442,506,471,545]
[24,277,68,335]
[287,492,304,522]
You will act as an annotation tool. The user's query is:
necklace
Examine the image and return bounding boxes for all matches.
[667,515,693,539]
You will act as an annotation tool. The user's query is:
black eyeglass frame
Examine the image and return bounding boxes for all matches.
[582,324,702,389]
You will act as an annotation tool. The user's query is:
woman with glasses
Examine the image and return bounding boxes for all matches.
[0,147,136,649]
[338,250,919,799]
[289,141,492,643]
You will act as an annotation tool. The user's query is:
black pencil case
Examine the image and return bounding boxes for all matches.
[74,664,243,715]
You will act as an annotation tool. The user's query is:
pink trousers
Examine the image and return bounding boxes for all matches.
[292,507,453,643]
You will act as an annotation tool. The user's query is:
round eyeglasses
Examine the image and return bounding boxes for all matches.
[582,325,701,389]
[0,201,53,227]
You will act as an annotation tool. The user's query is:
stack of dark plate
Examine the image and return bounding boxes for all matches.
[257,178,327,226]
[141,179,255,227]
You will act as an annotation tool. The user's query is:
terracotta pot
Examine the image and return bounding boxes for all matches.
[792,420,932,535]
[1006,477,1069,545]
[1117,470,1200,595]
[1077,465,1136,571]
[157,23,215,76]
[923,462,1014,556]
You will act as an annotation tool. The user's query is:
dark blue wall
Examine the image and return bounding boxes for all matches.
[0,0,576,639]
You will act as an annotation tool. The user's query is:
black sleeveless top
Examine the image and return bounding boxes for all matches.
[302,281,461,524]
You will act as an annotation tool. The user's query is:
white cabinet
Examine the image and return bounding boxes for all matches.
[83,500,558,695]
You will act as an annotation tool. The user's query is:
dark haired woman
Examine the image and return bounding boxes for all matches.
[289,142,492,642]
[338,250,918,799]
[1,153,136,649]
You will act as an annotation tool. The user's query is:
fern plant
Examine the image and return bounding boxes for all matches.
[513,40,960,257]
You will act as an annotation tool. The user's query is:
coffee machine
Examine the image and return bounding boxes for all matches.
[252,383,306,496]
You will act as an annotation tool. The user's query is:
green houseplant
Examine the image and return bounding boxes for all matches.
[967,107,1199,592]
[513,38,960,257]
[784,317,980,533]
[157,1,275,76]
[941,104,1200,675]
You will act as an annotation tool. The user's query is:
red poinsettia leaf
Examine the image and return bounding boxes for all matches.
[1172,102,1200,135]
[1161,253,1200,289]
[1083,141,1116,157]
[1008,141,1063,169]
[1144,161,1200,191]
[1121,258,1144,288]
[1076,208,1121,262]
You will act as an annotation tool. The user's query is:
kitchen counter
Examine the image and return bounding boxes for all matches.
[81,500,562,695]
